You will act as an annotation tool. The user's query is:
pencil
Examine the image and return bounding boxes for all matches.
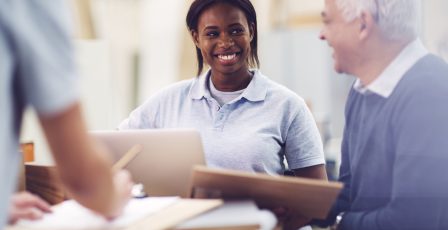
[112,144,143,171]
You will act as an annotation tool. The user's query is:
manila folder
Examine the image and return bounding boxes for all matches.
[190,166,343,219]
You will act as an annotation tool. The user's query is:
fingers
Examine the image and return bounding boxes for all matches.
[12,192,52,213]
[33,197,52,213]
[271,206,290,222]
[270,206,311,229]
[8,192,52,224]
[114,170,134,191]
[106,170,134,219]
[283,215,312,230]
[272,207,288,216]
[9,207,45,224]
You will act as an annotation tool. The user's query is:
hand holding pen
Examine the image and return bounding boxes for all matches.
[107,144,144,219]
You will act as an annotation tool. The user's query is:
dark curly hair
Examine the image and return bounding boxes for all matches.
[186,0,260,76]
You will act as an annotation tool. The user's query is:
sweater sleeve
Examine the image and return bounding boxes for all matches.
[311,91,354,228]
[340,82,448,230]
[312,130,352,227]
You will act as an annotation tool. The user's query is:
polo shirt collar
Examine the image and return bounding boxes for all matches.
[189,70,212,100]
[241,70,267,102]
[189,69,267,102]
[353,39,428,98]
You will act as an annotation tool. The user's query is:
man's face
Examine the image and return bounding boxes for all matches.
[320,0,361,74]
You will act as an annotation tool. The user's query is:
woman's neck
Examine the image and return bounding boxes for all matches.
[210,69,253,92]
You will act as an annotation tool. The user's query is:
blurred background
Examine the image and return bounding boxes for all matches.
[20,0,448,179]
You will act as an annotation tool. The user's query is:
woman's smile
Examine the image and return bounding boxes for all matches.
[215,52,241,65]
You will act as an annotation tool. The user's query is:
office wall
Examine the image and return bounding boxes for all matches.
[260,28,335,137]
[422,0,448,61]
[138,0,190,104]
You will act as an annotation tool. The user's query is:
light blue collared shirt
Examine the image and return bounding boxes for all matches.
[0,0,78,227]
[354,39,429,97]
[119,70,325,175]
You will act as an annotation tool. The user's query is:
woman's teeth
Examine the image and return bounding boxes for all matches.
[218,53,236,60]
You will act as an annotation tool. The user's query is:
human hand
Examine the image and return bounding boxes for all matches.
[106,169,134,219]
[271,207,311,230]
[8,191,52,224]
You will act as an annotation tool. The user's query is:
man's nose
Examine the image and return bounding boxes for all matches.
[319,29,326,40]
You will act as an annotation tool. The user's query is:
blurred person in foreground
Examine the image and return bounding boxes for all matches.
[312,0,448,229]
[0,1,133,227]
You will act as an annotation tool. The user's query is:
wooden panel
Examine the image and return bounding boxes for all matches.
[25,164,67,205]
[17,142,35,191]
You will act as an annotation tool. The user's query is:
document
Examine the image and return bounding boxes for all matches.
[16,197,179,229]
[176,200,277,230]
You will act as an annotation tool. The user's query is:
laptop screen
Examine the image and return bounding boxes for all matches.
[90,129,206,197]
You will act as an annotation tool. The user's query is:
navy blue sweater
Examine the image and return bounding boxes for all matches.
[320,55,448,229]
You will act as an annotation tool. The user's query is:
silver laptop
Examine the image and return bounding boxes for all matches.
[90,129,206,198]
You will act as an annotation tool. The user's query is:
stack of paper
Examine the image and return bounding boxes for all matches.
[176,200,277,230]
[16,197,179,229]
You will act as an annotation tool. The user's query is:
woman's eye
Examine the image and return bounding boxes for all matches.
[206,31,218,37]
[231,28,244,35]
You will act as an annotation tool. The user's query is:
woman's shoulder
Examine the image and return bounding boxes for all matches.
[150,78,197,99]
[136,78,197,110]
[256,71,306,105]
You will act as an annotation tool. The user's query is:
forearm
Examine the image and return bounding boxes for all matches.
[340,197,448,230]
[39,103,119,216]
[311,157,351,228]
[338,156,448,229]
[290,165,328,227]
[57,141,118,216]
[310,186,351,228]
[293,164,328,180]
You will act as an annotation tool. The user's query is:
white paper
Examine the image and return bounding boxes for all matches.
[16,197,179,229]
[176,200,277,230]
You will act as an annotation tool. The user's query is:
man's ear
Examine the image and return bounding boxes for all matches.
[191,30,200,47]
[359,10,375,40]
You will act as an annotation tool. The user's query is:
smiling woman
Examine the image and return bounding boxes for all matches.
[119,1,328,229]
[190,2,253,91]
[186,0,259,78]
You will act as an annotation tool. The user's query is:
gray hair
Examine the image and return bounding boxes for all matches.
[336,0,420,41]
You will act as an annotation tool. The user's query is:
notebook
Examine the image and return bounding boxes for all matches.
[91,129,206,197]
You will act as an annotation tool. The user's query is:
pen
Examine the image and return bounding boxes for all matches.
[112,144,143,172]
[111,144,148,198]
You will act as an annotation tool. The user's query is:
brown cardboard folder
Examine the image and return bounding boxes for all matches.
[189,166,343,219]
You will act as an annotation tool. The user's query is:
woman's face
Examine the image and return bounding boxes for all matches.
[192,3,253,77]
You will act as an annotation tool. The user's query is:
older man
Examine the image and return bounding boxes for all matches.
[315,0,448,229]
